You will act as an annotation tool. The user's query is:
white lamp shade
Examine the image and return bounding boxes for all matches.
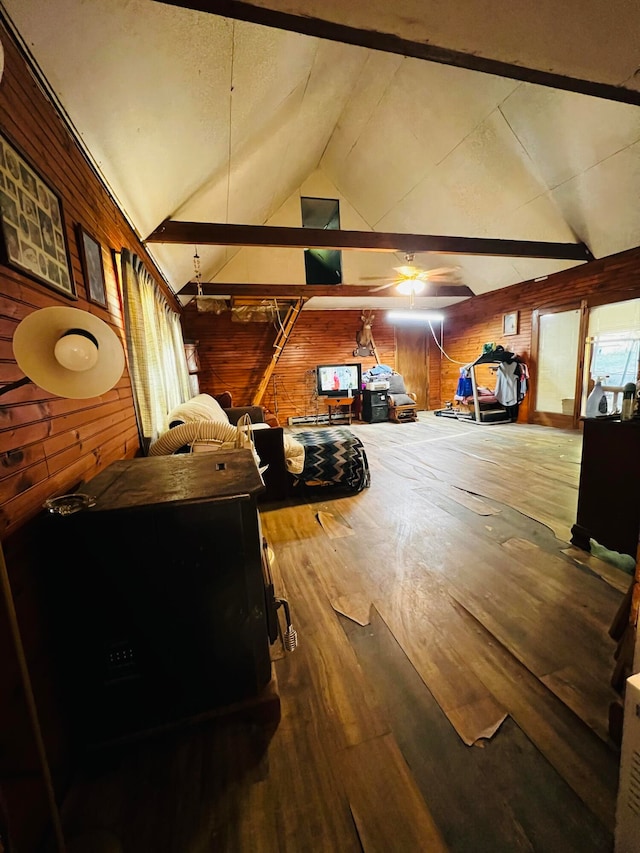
[396,279,426,295]
[13,307,125,398]
[54,333,100,372]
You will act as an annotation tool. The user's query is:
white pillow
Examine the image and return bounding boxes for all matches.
[283,434,305,475]
[167,394,229,425]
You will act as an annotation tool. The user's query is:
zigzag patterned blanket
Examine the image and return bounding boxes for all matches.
[293,427,371,493]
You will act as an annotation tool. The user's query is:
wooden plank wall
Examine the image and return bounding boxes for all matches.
[182,305,397,423]
[430,249,640,419]
[186,243,640,423]
[0,21,177,850]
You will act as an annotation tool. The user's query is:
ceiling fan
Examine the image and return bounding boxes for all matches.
[361,254,461,293]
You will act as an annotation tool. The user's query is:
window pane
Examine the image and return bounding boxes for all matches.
[588,298,640,336]
[301,197,342,284]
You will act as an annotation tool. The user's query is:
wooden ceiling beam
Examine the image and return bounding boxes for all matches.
[153,1,640,105]
[180,282,475,298]
[148,220,593,261]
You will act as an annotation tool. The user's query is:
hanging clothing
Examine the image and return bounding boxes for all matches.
[455,368,473,401]
[494,362,520,406]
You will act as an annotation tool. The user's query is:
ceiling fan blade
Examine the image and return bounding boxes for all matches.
[362,264,463,288]
[415,266,461,280]
[358,275,390,281]
[369,281,397,292]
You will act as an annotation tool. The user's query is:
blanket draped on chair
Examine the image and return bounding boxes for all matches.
[293,427,370,493]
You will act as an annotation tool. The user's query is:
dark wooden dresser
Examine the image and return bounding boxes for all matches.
[570,417,640,559]
[44,450,276,746]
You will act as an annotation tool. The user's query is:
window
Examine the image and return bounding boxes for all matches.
[301,197,342,284]
[118,249,191,447]
[584,298,640,414]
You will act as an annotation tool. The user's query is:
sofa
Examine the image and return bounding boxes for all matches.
[148,393,304,502]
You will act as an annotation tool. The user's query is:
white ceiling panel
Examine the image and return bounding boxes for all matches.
[500,84,640,189]
[551,141,640,258]
[321,51,403,178]
[388,59,521,167]
[2,0,639,308]
[487,192,578,244]
[433,112,552,225]
[326,93,435,227]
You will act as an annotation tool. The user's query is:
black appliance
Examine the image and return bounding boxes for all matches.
[45,450,278,746]
[362,389,389,423]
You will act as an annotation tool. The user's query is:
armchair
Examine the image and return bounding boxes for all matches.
[387,373,419,423]
[212,391,279,428]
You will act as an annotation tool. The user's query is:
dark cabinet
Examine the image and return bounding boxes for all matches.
[45,450,275,745]
[362,389,389,423]
[570,418,640,559]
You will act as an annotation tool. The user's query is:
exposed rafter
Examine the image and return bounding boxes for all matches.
[180,282,475,298]
[153,0,640,106]
[148,221,593,261]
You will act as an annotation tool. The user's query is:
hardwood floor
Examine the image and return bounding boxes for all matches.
[60,414,625,852]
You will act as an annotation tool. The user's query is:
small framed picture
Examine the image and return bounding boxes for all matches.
[503,310,518,336]
[0,131,76,298]
[77,224,107,307]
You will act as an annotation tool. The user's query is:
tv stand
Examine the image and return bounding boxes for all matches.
[326,396,354,425]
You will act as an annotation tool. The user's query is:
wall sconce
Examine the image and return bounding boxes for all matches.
[3,306,125,399]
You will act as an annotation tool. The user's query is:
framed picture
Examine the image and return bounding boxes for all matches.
[77,224,107,307]
[0,132,76,298]
[503,310,519,336]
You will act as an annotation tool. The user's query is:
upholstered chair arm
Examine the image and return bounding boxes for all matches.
[225,405,266,423]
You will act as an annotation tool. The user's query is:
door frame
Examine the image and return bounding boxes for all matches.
[529,300,588,428]
[395,325,429,409]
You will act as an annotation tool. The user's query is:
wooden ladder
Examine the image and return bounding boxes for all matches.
[252,298,305,406]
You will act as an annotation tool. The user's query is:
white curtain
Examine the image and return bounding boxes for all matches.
[119,249,191,447]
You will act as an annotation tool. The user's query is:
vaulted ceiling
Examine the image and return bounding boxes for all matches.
[2,0,639,310]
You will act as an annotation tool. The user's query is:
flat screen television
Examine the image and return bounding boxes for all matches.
[316,363,362,398]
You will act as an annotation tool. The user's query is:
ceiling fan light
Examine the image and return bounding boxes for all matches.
[396,279,425,295]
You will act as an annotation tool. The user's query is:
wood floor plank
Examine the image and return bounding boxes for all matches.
[323,472,602,746]
[562,545,633,594]
[340,733,448,853]
[373,590,508,746]
[262,537,389,751]
[500,538,623,631]
[353,418,580,544]
[228,657,363,853]
[316,510,355,538]
[540,665,619,740]
[343,608,614,851]
[262,508,381,621]
[412,476,503,513]
[331,593,372,625]
[448,601,619,831]
[390,488,618,737]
